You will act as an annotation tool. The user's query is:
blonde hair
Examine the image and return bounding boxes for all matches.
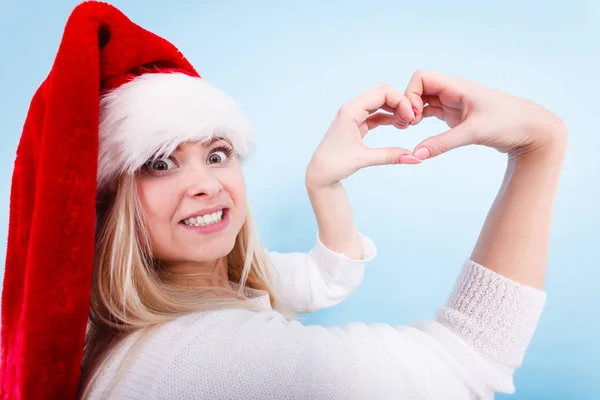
[78,173,288,397]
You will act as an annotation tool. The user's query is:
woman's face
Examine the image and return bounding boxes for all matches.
[136,139,247,267]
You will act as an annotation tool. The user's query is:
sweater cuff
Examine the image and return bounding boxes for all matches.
[436,259,546,369]
[312,231,377,262]
[307,232,377,282]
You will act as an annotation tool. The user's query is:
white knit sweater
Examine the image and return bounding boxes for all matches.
[87,234,546,400]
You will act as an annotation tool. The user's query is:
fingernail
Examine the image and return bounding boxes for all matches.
[413,146,431,160]
[412,105,419,117]
[399,154,421,164]
[411,106,419,125]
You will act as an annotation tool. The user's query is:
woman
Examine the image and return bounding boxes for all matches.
[0,3,567,400]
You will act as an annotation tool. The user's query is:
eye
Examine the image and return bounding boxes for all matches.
[207,146,234,165]
[146,157,177,172]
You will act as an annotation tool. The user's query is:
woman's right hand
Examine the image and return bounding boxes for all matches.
[406,71,567,161]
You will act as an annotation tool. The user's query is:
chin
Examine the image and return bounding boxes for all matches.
[187,237,237,263]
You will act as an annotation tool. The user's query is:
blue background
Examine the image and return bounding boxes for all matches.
[1,1,598,398]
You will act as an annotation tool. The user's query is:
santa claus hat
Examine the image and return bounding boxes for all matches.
[98,72,253,191]
[0,2,253,399]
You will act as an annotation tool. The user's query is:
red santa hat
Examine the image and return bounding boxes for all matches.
[0,2,253,399]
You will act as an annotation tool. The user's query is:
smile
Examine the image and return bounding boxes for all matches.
[179,208,230,234]
[181,209,224,226]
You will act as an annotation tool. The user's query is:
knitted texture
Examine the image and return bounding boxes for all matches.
[437,260,546,369]
[88,256,545,400]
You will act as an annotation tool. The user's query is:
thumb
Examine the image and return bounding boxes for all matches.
[360,146,417,167]
[412,122,474,160]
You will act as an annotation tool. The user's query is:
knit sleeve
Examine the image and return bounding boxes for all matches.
[417,259,546,392]
[151,259,545,400]
[265,231,377,314]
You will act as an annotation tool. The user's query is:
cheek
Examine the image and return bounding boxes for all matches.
[137,177,180,227]
[220,167,247,213]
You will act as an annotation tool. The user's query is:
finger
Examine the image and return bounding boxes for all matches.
[410,96,442,126]
[359,146,419,168]
[379,104,396,113]
[422,105,445,121]
[411,122,474,160]
[364,113,410,136]
[422,95,442,108]
[365,112,395,130]
[359,83,404,113]
[344,84,408,125]
[395,95,415,125]
[405,70,453,124]
[405,70,454,97]
[365,91,414,125]
[364,85,401,112]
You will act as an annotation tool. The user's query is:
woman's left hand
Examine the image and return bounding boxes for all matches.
[306,83,421,189]
[404,70,568,162]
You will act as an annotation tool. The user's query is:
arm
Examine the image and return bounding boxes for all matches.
[426,129,566,387]
[403,71,568,292]
[304,179,363,260]
[263,113,393,314]
[265,227,376,314]
[470,135,567,289]
[265,176,372,314]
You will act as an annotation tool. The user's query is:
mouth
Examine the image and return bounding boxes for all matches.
[180,208,229,227]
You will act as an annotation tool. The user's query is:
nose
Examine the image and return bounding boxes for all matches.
[184,165,223,198]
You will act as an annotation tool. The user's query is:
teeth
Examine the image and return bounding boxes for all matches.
[183,210,223,227]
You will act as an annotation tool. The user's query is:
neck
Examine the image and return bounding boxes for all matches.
[166,257,231,289]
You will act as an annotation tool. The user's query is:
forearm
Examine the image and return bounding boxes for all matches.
[470,138,567,290]
[306,180,363,260]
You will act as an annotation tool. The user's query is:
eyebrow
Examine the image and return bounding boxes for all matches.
[173,137,232,153]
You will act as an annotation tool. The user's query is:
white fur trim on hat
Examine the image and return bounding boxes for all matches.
[97,72,254,191]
